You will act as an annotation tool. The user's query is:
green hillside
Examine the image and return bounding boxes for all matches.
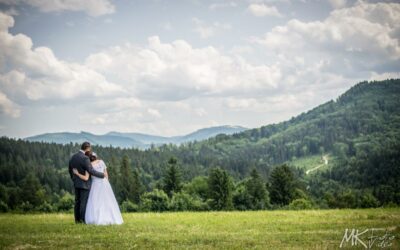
[0,79,399,212]
[178,78,400,175]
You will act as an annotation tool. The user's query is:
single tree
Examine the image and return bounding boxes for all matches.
[131,168,144,204]
[21,172,46,207]
[269,164,296,206]
[163,157,182,197]
[120,155,134,202]
[208,167,233,210]
[246,168,269,209]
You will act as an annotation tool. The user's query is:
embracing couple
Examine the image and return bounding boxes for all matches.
[68,142,123,225]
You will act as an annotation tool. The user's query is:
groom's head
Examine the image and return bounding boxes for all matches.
[81,142,91,152]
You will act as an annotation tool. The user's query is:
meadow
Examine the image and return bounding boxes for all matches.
[0,208,399,249]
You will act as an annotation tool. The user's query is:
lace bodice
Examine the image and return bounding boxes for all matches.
[91,160,106,180]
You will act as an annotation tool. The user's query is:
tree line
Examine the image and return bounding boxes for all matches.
[0,136,398,212]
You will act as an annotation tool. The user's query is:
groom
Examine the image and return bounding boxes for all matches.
[68,142,107,223]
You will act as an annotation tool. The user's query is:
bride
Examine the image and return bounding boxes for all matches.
[72,152,123,225]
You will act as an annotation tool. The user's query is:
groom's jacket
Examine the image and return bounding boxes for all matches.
[68,151,104,189]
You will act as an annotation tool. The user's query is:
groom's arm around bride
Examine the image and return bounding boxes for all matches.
[68,144,105,189]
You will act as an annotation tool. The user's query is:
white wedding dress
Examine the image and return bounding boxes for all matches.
[85,160,123,225]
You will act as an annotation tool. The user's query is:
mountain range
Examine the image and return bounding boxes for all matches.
[25,125,248,149]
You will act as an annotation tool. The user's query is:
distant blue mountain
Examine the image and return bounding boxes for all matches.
[106,132,171,145]
[25,125,248,149]
[173,125,248,143]
[25,131,145,148]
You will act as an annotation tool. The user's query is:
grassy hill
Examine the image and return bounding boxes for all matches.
[1,209,399,249]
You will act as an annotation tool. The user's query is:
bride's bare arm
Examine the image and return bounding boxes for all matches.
[72,168,89,181]
[104,168,109,179]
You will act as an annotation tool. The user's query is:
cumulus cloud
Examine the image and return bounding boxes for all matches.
[251,1,400,75]
[247,3,283,17]
[0,12,122,117]
[0,0,115,17]
[85,36,281,101]
[0,91,20,118]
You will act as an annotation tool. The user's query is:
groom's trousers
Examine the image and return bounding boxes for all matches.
[74,188,90,223]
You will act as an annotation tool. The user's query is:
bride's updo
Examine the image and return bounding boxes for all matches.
[85,151,98,162]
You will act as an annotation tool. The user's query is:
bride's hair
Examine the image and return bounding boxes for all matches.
[85,151,97,162]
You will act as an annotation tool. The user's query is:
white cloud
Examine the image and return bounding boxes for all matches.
[368,71,400,81]
[247,3,283,17]
[147,108,162,119]
[92,97,142,113]
[252,1,400,73]
[0,0,115,17]
[223,94,308,113]
[0,91,20,118]
[0,12,122,108]
[192,18,231,39]
[85,36,282,101]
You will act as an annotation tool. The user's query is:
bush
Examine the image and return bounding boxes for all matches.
[359,192,379,208]
[36,201,54,213]
[169,192,208,211]
[169,192,192,211]
[382,201,399,208]
[17,201,34,212]
[183,176,209,200]
[140,189,169,212]
[337,190,357,208]
[121,200,139,212]
[233,182,251,211]
[0,201,8,212]
[289,198,313,210]
[190,197,209,211]
[57,192,74,212]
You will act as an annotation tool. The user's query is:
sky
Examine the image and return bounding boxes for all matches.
[0,0,399,138]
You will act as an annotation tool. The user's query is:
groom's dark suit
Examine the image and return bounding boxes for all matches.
[68,150,104,223]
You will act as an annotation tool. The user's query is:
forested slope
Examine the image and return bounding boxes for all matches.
[0,79,399,211]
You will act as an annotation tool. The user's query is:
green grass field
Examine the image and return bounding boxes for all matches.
[288,154,328,169]
[1,208,399,249]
